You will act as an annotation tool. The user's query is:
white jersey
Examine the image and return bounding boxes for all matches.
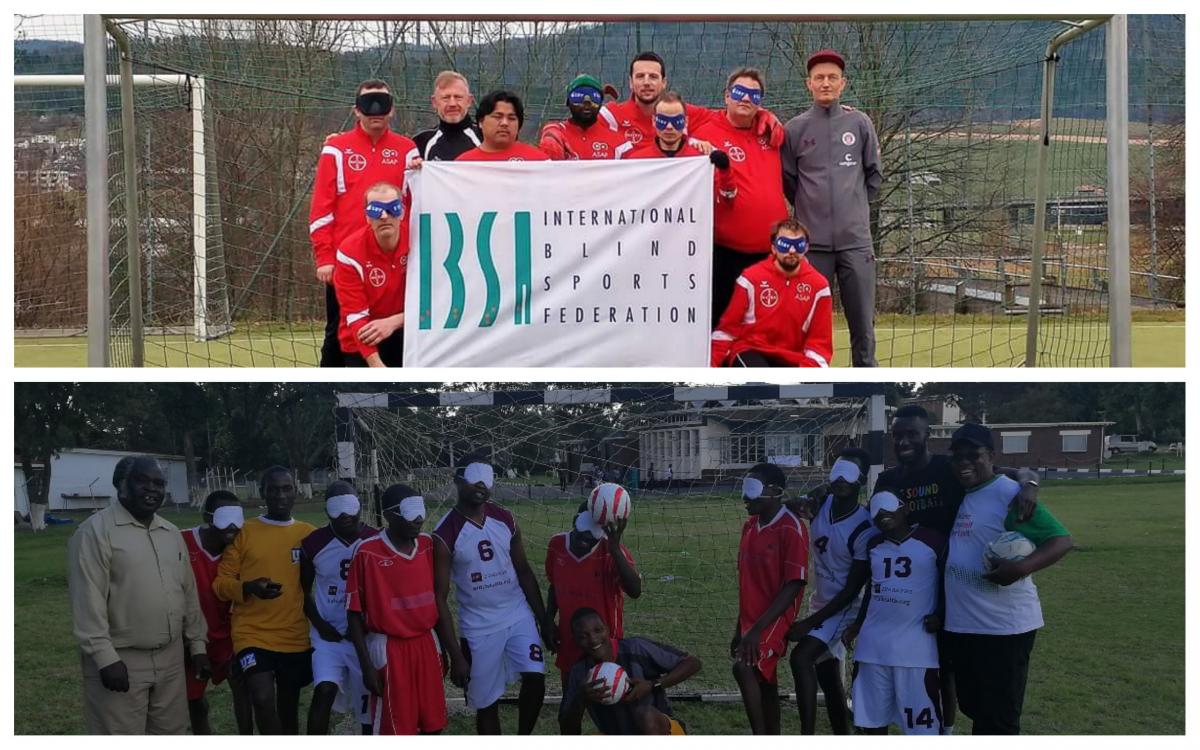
[945,474,1044,635]
[300,524,378,636]
[855,526,944,669]
[433,503,532,636]
[808,495,876,611]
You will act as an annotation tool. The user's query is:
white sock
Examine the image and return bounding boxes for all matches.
[941,724,955,735]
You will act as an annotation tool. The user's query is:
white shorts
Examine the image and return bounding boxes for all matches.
[311,634,370,724]
[852,662,942,735]
[462,613,545,710]
[806,603,858,662]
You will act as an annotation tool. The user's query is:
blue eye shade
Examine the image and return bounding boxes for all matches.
[365,199,404,220]
[773,236,809,254]
[729,84,763,105]
[568,87,602,105]
[654,113,687,131]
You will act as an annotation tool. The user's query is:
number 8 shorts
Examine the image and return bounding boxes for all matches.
[461,612,545,710]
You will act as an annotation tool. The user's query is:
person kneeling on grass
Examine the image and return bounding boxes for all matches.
[559,608,701,735]
[332,181,410,367]
[711,218,833,368]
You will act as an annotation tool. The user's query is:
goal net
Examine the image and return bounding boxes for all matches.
[336,383,884,699]
[13,15,1184,366]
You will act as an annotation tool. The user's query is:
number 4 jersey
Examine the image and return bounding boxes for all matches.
[855,526,945,669]
[434,503,533,637]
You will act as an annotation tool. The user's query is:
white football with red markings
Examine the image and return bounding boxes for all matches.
[588,661,631,705]
[588,482,632,527]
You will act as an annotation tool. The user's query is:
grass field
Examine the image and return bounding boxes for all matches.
[13,476,1184,734]
[13,313,1185,367]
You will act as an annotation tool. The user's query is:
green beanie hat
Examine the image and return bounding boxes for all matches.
[566,74,604,98]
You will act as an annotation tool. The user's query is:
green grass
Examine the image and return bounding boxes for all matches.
[15,478,1185,734]
[13,313,1185,367]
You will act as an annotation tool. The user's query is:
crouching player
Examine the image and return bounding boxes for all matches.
[345,485,450,735]
[850,490,945,735]
[559,608,701,735]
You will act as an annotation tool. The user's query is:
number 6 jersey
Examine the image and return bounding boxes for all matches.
[434,503,533,637]
[855,526,945,669]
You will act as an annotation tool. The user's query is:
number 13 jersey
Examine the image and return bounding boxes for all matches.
[434,503,532,636]
[855,526,945,669]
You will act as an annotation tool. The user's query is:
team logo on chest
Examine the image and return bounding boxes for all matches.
[727,145,747,162]
[842,131,856,146]
[346,151,368,171]
[796,282,813,303]
[760,286,780,308]
[368,266,387,288]
[624,128,644,144]
[381,147,399,165]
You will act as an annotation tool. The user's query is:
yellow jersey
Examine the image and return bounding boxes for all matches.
[213,515,316,654]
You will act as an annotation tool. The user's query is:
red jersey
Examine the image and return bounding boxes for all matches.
[602,99,720,147]
[544,532,636,672]
[333,224,409,359]
[616,139,736,198]
[737,507,809,636]
[182,528,232,643]
[308,124,416,269]
[537,117,629,160]
[346,533,438,639]
[712,256,834,368]
[455,142,550,162]
[692,116,790,253]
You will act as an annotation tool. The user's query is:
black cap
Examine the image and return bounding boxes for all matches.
[950,423,994,451]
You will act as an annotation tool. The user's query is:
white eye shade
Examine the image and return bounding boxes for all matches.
[399,496,426,521]
[870,491,902,518]
[212,505,244,529]
[742,477,764,500]
[464,462,494,488]
[326,494,360,518]
[828,458,862,484]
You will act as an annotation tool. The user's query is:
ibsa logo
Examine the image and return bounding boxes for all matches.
[417,211,534,331]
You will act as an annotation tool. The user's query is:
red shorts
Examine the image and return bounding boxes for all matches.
[371,632,448,735]
[746,619,791,685]
[185,638,234,701]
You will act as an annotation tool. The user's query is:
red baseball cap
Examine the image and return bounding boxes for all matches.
[807,48,846,72]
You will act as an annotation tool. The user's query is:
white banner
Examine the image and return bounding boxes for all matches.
[404,158,713,366]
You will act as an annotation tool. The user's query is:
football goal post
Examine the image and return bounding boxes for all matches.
[335,383,886,701]
[16,14,1175,366]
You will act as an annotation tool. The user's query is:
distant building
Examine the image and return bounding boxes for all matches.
[13,448,190,514]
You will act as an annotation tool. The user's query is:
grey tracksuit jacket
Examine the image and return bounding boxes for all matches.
[780,102,883,252]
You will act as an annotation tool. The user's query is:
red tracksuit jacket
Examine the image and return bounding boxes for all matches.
[333,225,409,359]
[711,256,833,367]
[537,117,629,160]
[616,139,737,199]
[308,124,416,269]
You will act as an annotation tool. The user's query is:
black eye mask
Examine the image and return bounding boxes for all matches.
[356,91,393,116]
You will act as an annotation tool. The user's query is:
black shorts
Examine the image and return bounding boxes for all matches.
[234,647,313,687]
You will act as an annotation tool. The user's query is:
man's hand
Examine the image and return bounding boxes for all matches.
[841,622,861,648]
[542,618,560,654]
[408,157,424,171]
[316,265,334,284]
[449,653,471,689]
[362,666,383,697]
[709,150,731,170]
[315,622,344,643]
[923,614,942,633]
[735,626,761,666]
[785,496,818,522]
[323,132,338,145]
[243,577,283,600]
[689,138,715,155]
[622,677,653,703]
[583,678,611,704]
[729,633,741,659]
[1011,483,1038,523]
[984,558,1029,587]
[357,315,403,347]
[99,660,130,692]
[191,653,212,681]
[754,109,785,148]
[787,616,818,642]
[604,517,627,553]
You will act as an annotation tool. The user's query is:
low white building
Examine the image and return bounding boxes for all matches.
[14,448,190,514]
